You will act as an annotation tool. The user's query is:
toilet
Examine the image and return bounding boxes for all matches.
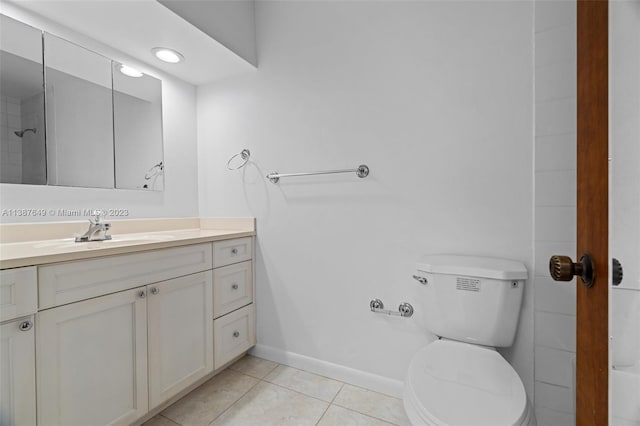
[403,255,536,426]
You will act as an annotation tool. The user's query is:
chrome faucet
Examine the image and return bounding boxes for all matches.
[75,213,112,242]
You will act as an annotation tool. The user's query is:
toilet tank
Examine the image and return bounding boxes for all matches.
[414,255,528,347]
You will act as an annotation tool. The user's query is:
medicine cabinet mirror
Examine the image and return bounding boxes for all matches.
[0,15,46,185]
[0,14,165,191]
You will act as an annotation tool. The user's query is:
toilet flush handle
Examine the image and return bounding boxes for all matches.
[412,275,427,285]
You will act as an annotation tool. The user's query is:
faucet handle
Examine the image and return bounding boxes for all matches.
[88,210,105,224]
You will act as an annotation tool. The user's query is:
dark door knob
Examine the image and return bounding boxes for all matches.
[549,253,594,287]
[612,258,623,286]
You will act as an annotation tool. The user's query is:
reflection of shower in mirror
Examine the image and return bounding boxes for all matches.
[143,161,164,190]
[14,128,37,138]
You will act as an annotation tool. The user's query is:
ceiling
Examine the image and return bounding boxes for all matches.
[4,0,255,86]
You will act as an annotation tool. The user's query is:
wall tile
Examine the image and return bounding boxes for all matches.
[6,101,19,116]
[534,276,576,315]
[535,170,576,207]
[533,0,578,412]
[611,368,640,423]
[535,24,576,69]
[535,135,576,172]
[534,381,574,414]
[535,206,576,242]
[534,346,574,388]
[535,311,576,352]
[535,406,575,426]
[7,113,21,129]
[611,288,640,367]
[535,61,575,102]
[535,97,576,137]
[535,0,576,33]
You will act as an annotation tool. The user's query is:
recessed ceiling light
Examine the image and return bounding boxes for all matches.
[119,65,143,78]
[151,47,184,64]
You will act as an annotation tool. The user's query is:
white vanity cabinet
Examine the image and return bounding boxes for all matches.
[0,268,38,426]
[20,236,255,426]
[36,287,149,426]
[211,238,256,370]
[147,271,213,409]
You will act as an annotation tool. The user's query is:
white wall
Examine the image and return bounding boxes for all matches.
[198,0,534,397]
[0,7,199,222]
[532,1,577,425]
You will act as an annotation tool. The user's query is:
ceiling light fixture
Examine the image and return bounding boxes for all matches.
[119,65,143,78]
[151,47,184,64]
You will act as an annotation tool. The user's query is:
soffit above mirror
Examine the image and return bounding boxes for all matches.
[3,0,255,86]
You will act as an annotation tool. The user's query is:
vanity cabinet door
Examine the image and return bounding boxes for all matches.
[147,271,213,409]
[36,287,148,426]
[0,316,36,426]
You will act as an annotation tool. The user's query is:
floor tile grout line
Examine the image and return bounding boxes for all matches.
[261,378,342,404]
[205,372,263,426]
[328,405,399,426]
[249,357,406,425]
[263,364,346,385]
[314,382,345,425]
[229,358,280,380]
[162,355,405,426]
[331,385,406,426]
[158,413,182,426]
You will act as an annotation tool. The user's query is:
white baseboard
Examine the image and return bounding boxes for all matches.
[250,344,404,399]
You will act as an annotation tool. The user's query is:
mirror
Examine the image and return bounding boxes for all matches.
[0,15,46,185]
[113,62,164,191]
[0,14,165,190]
[44,33,114,188]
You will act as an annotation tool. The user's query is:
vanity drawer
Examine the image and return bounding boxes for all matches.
[213,237,252,268]
[214,303,255,369]
[0,267,38,322]
[213,261,253,319]
[38,243,213,309]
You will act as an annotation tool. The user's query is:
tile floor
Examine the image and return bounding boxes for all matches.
[144,355,410,426]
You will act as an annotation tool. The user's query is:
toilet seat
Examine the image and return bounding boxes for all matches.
[404,339,530,426]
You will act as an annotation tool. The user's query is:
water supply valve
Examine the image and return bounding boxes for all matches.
[370,298,414,317]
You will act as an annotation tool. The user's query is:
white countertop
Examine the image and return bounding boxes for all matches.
[0,218,255,269]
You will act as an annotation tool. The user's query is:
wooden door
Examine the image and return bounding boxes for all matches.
[36,287,148,426]
[576,0,608,424]
[147,271,213,409]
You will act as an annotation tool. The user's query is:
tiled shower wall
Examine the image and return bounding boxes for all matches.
[0,95,23,183]
[533,1,577,425]
[20,92,46,185]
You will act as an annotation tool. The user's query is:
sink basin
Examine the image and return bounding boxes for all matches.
[33,233,176,249]
[110,234,176,243]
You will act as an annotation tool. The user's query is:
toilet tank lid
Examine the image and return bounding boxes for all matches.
[416,255,528,280]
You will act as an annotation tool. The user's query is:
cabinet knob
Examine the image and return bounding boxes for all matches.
[233,330,240,338]
[231,248,238,255]
[139,290,146,299]
[19,320,33,332]
[232,283,239,290]
[151,287,160,295]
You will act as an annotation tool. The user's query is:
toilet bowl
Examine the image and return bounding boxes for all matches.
[404,339,535,426]
[403,255,535,426]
